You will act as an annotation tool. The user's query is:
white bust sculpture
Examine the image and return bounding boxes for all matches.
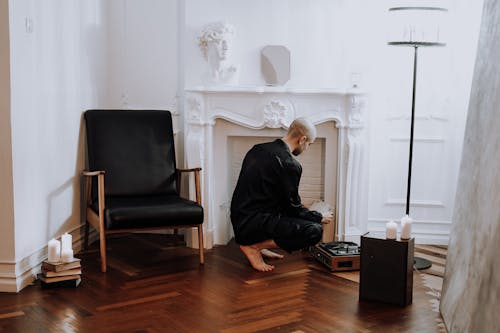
[198,22,239,86]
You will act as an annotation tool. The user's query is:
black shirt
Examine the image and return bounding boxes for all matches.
[230,139,322,235]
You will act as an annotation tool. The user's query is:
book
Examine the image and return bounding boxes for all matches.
[37,273,81,284]
[42,267,82,278]
[39,277,82,289]
[41,258,81,272]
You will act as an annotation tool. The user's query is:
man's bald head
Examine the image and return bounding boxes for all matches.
[284,118,316,156]
[287,118,317,142]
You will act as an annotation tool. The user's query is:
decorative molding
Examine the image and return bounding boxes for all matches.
[389,136,445,143]
[186,95,203,124]
[429,113,449,121]
[368,217,452,225]
[385,198,446,207]
[348,95,366,127]
[187,86,362,94]
[263,100,290,128]
[387,113,450,121]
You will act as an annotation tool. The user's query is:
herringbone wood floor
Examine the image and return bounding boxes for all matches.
[0,234,446,333]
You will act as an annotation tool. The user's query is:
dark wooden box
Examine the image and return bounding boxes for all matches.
[359,233,414,306]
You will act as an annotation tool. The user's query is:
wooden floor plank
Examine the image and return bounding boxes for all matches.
[244,268,310,285]
[96,291,181,311]
[414,252,447,265]
[416,245,448,256]
[221,311,302,333]
[0,311,25,319]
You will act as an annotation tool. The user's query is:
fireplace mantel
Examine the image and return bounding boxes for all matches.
[184,86,369,248]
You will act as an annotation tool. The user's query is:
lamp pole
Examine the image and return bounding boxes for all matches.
[388,41,445,215]
[406,45,418,215]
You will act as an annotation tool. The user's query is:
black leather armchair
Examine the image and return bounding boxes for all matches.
[83,110,204,272]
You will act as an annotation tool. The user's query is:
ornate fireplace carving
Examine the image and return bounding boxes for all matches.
[184,87,368,248]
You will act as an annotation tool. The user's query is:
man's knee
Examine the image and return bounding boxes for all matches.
[304,223,322,245]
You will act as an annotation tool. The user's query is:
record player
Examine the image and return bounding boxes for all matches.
[310,241,361,271]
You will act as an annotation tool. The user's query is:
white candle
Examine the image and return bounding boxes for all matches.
[47,239,61,263]
[386,220,398,240]
[61,249,74,263]
[61,232,72,251]
[401,215,413,239]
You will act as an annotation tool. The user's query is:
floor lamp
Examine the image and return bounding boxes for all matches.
[388,6,447,270]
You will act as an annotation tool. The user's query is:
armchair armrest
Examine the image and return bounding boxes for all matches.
[176,168,201,173]
[176,168,202,205]
[82,170,106,217]
[83,170,105,177]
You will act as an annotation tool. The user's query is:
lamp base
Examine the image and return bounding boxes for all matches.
[414,256,432,270]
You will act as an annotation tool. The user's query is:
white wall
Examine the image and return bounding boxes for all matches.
[0,0,16,280]
[104,0,179,110]
[185,0,348,88]
[102,0,183,165]
[7,0,107,291]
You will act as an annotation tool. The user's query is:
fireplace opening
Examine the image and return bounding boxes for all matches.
[212,119,338,244]
[229,136,326,206]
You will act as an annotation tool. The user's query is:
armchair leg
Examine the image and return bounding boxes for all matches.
[99,230,107,272]
[97,172,107,272]
[197,225,204,264]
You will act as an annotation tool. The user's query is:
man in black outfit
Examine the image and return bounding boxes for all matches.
[231,118,331,271]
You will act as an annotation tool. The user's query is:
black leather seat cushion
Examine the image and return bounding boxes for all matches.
[91,195,204,230]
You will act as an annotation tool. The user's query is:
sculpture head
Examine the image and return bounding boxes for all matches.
[198,22,235,63]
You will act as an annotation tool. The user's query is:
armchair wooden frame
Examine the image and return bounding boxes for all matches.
[83,168,204,273]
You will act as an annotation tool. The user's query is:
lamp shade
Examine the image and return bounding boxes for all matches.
[387,5,448,46]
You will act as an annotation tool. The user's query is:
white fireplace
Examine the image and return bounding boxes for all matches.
[184,86,368,248]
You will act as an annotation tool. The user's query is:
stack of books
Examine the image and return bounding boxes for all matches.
[37,258,82,288]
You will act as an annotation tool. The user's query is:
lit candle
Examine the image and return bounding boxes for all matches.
[401,215,413,239]
[61,232,72,251]
[61,249,74,263]
[47,239,61,263]
[386,220,397,240]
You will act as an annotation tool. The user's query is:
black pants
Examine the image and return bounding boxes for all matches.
[234,214,323,253]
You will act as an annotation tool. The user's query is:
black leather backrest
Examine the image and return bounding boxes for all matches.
[85,110,178,196]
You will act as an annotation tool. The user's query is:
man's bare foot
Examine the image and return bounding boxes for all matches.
[261,249,284,259]
[240,245,275,272]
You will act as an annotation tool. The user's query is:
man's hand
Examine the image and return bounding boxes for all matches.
[321,213,333,224]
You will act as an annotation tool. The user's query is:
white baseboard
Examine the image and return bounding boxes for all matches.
[0,261,17,292]
[185,227,213,249]
[0,224,98,293]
